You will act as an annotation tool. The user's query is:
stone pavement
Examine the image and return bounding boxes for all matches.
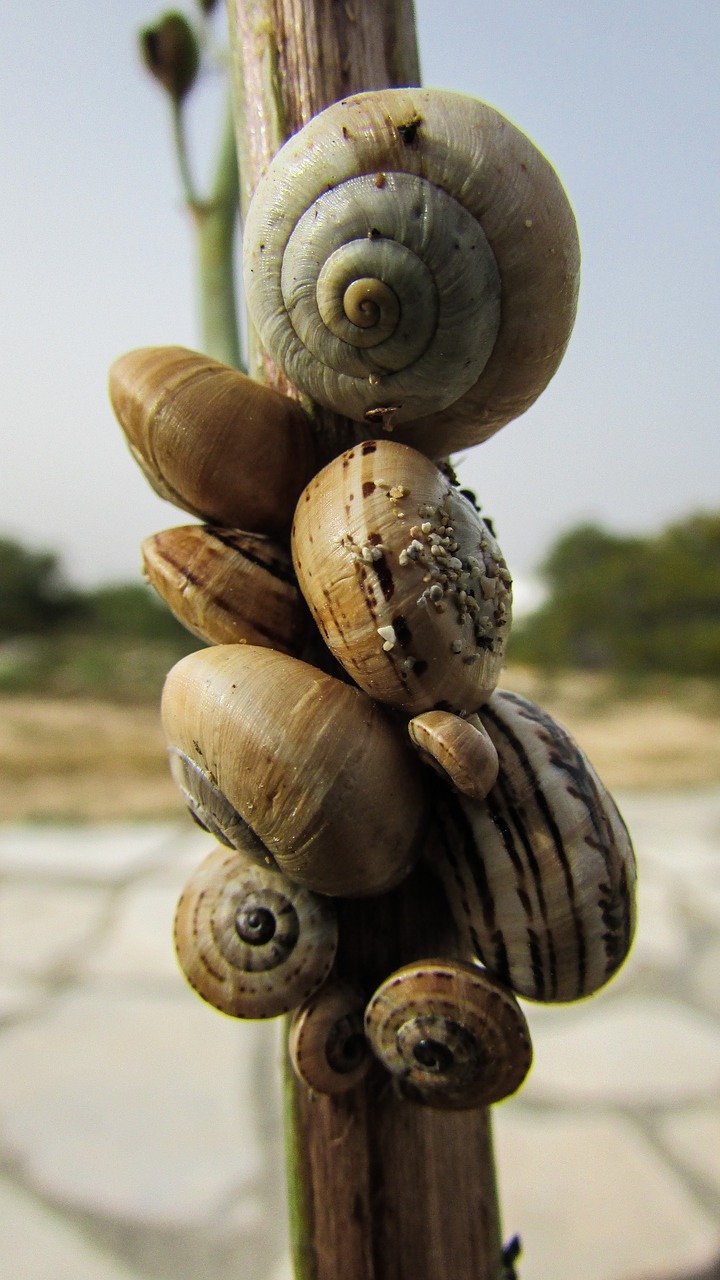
[0,792,719,1280]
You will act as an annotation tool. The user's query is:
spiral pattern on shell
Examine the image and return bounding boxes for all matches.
[365,959,532,1110]
[174,845,338,1018]
[243,88,580,455]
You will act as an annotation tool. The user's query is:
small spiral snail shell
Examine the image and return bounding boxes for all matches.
[109,346,315,534]
[428,690,637,1002]
[161,644,430,897]
[142,524,308,653]
[289,981,371,1095]
[292,440,511,718]
[407,710,499,802]
[244,88,579,457]
[365,958,532,1109]
[174,845,338,1018]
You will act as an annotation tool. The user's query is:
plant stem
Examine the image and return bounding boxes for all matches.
[225,2,506,1276]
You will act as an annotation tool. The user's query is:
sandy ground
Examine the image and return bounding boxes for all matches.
[1,670,719,821]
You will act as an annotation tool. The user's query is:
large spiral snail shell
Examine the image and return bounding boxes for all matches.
[428,690,637,1002]
[109,346,316,534]
[161,644,430,897]
[243,88,580,457]
[292,439,511,716]
[365,958,532,1109]
[142,524,308,653]
[174,845,338,1018]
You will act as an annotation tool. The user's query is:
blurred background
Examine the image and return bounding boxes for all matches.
[0,2,719,1278]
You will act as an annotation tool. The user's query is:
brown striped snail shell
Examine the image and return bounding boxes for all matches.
[243,88,579,458]
[364,958,532,1109]
[428,690,637,1003]
[291,440,512,719]
[289,980,371,1094]
[142,524,308,653]
[108,346,315,535]
[174,844,338,1018]
[161,643,430,897]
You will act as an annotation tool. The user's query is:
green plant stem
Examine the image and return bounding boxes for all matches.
[171,93,243,369]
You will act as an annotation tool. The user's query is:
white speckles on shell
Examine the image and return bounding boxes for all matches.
[427,690,637,1002]
[291,440,511,715]
[173,846,338,1019]
[242,88,580,456]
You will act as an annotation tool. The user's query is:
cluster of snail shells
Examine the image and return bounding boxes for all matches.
[108,86,637,1110]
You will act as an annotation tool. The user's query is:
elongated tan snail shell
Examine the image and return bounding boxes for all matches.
[289,981,370,1094]
[428,690,637,1002]
[161,644,430,897]
[109,346,316,534]
[407,710,499,802]
[365,958,532,1109]
[174,844,338,1018]
[244,88,579,457]
[142,524,308,653]
[292,440,511,717]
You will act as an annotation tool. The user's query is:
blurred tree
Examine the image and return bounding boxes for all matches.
[0,538,82,637]
[510,512,720,677]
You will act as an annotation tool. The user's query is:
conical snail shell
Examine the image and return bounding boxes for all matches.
[292,440,511,715]
[365,958,532,1110]
[289,981,371,1095]
[142,524,308,653]
[243,88,579,457]
[161,644,429,897]
[428,690,637,1002]
[108,346,315,534]
[174,844,338,1018]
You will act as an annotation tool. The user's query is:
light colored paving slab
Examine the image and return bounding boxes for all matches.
[0,824,179,881]
[630,875,692,971]
[616,790,720,881]
[659,1105,720,1198]
[693,942,720,1019]
[0,1174,147,1280]
[0,984,279,1225]
[86,882,184,982]
[524,995,720,1106]
[0,976,46,1021]
[0,881,111,977]
[493,1108,720,1280]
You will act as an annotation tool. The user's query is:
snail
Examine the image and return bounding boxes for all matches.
[108,346,316,534]
[142,524,308,653]
[427,690,637,1003]
[364,958,532,1110]
[174,843,338,1018]
[292,438,510,794]
[289,980,371,1095]
[243,87,580,458]
[161,643,430,897]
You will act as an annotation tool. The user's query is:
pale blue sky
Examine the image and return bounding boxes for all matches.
[1,1,718,610]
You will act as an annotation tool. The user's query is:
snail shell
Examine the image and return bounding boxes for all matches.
[243,88,579,457]
[365,958,532,1110]
[108,346,315,534]
[161,644,429,897]
[142,524,308,653]
[407,710,499,801]
[174,844,338,1018]
[291,439,511,716]
[428,690,637,1002]
[289,981,371,1094]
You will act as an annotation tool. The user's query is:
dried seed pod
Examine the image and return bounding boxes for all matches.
[429,690,637,1002]
[243,88,579,457]
[365,958,532,1110]
[142,524,308,653]
[174,844,338,1018]
[407,711,499,801]
[162,644,429,897]
[292,439,511,715]
[108,346,315,534]
[289,981,370,1094]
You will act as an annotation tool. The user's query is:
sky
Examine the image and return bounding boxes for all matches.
[1,0,719,611]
